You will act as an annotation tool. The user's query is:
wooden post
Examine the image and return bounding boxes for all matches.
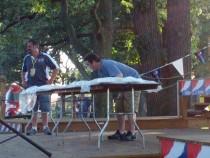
[208,37,210,128]
[0,75,6,119]
[180,96,188,119]
[208,37,210,60]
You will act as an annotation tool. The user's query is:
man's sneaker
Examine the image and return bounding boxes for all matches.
[107,130,125,140]
[125,131,136,141]
[26,128,37,136]
[43,127,52,135]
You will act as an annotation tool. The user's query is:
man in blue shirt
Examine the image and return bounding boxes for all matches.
[84,53,141,141]
[76,94,92,118]
[21,39,59,135]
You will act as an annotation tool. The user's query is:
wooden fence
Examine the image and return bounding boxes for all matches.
[0,75,6,119]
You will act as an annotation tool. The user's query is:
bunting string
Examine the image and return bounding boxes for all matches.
[140,45,209,80]
[142,81,177,93]
[142,62,203,80]
[142,65,206,94]
[140,45,209,93]
[140,52,191,77]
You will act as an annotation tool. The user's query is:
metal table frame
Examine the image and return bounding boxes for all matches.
[31,83,158,149]
[62,93,101,142]
[95,85,145,149]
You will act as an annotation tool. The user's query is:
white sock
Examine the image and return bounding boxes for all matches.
[43,126,48,130]
[131,131,135,135]
[119,130,125,134]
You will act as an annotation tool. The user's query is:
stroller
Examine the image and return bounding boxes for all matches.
[5,84,22,117]
[4,84,30,119]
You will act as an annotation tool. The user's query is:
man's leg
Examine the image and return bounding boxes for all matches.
[107,96,126,140]
[39,94,52,135]
[127,113,136,134]
[124,91,140,141]
[26,112,38,135]
[31,112,38,129]
[117,114,125,133]
[41,112,48,127]
[125,90,140,133]
[41,112,51,135]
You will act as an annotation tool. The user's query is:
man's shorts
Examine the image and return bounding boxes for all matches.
[115,91,141,113]
[33,94,51,112]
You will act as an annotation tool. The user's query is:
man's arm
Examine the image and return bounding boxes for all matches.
[21,72,27,88]
[46,68,59,85]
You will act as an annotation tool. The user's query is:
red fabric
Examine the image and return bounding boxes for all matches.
[187,143,201,158]
[161,139,174,157]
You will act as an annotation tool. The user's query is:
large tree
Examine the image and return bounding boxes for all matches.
[132,0,191,116]
[163,0,191,115]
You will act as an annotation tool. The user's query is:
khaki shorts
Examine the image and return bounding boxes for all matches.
[115,91,141,113]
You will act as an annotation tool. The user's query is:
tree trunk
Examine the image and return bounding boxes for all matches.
[60,0,90,80]
[162,0,191,115]
[133,0,191,116]
[92,0,113,58]
[133,0,165,116]
[91,0,113,117]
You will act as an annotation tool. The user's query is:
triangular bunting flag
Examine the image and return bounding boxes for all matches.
[151,69,161,83]
[194,49,205,64]
[172,58,184,78]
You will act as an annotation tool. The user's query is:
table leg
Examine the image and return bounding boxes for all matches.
[52,94,63,137]
[98,88,110,150]
[131,87,145,148]
[92,94,101,131]
[24,110,34,134]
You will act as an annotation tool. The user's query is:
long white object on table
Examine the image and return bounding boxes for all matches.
[19,77,161,114]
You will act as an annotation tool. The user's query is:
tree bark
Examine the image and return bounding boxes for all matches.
[60,0,90,80]
[92,0,113,58]
[91,0,113,117]
[163,0,191,115]
[133,0,165,116]
[133,0,191,116]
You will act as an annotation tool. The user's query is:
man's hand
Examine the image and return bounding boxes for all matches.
[22,80,28,88]
[46,78,54,85]
[46,68,59,85]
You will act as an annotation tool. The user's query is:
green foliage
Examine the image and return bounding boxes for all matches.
[0,43,25,82]
[0,0,95,83]
[189,0,210,78]
[190,0,210,48]
[0,0,209,83]
[156,0,167,33]
[121,0,133,13]
[112,1,140,65]
[112,30,140,65]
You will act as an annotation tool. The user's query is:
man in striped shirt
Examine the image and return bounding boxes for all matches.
[21,39,59,136]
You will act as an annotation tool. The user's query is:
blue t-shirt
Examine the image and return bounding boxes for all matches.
[22,52,59,86]
[98,59,140,78]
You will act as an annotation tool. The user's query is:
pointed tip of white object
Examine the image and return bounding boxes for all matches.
[172,58,184,76]
[145,85,162,93]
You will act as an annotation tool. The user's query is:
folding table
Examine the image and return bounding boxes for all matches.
[20,77,159,149]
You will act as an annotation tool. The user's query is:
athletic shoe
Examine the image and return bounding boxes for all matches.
[43,127,52,135]
[125,130,136,141]
[26,128,37,136]
[107,130,125,140]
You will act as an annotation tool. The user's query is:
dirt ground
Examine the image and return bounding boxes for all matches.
[1,128,210,158]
